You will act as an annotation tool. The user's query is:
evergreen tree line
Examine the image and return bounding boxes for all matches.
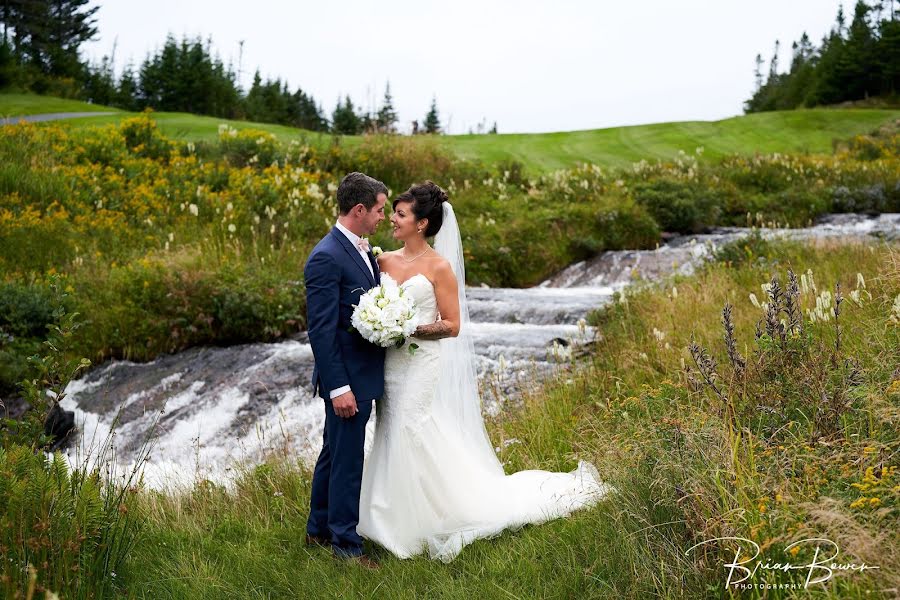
[746,0,900,112]
[0,0,99,96]
[1,3,493,134]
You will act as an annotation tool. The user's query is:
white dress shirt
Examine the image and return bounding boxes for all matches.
[329,221,374,399]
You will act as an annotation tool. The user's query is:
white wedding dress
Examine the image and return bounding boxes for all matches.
[357,205,610,562]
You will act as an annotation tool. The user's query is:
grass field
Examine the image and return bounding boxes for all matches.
[0,92,122,116]
[3,93,898,172]
[441,108,900,170]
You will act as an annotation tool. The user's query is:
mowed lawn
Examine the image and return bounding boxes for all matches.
[441,108,900,170]
[0,92,122,116]
[2,93,898,172]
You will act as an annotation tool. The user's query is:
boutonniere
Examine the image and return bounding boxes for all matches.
[371,245,384,257]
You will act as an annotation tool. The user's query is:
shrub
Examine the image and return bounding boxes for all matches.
[218,126,281,168]
[324,134,484,192]
[712,230,774,266]
[0,282,56,338]
[119,111,174,161]
[632,178,721,233]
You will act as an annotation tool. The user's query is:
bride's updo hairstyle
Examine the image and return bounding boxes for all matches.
[392,181,448,237]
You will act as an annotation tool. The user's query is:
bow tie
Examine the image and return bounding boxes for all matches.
[356,238,370,253]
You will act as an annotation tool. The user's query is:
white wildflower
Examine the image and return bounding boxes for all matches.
[890,294,900,325]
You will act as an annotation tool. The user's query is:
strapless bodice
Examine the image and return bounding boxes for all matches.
[384,273,438,327]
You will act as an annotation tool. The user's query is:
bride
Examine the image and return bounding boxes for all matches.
[358,181,609,561]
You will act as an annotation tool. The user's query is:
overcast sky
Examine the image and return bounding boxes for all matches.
[82,0,847,134]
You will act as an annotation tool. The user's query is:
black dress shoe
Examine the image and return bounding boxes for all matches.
[305,534,330,548]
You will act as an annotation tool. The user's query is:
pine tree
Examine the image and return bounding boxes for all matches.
[768,39,780,80]
[83,54,114,104]
[1,0,97,81]
[843,0,877,99]
[40,0,99,78]
[877,4,900,94]
[423,96,440,134]
[116,63,138,110]
[291,87,326,131]
[375,81,398,133]
[753,53,764,91]
[332,95,361,135]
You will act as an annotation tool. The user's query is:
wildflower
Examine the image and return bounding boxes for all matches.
[890,294,900,325]
[189,203,199,216]
[228,224,236,233]
[576,318,587,336]
[749,293,760,308]
[671,286,678,299]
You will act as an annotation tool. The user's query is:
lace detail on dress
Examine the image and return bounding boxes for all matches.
[378,273,440,431]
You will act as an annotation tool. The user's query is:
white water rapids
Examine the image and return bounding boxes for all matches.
[58,213,900,489]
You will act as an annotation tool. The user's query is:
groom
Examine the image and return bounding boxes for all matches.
[305,172,387,566]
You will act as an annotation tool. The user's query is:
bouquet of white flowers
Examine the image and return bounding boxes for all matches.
[350,276,419,350]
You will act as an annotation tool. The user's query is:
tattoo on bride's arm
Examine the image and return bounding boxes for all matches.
[414,320,453,340]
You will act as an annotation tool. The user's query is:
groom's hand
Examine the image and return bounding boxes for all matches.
[332,390,358,418]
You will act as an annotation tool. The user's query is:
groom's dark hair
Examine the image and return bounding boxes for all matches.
[337,172,388,215]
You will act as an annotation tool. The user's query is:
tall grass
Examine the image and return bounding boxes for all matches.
[0,279,146,598]
[87,238,897,598]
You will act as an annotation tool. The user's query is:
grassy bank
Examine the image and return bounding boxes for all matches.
[93,238,896,598]
[3,93,898,172]
[0,93,121,116]
[442,108,900,171]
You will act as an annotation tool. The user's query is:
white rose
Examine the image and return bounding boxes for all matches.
[381,303,403,323]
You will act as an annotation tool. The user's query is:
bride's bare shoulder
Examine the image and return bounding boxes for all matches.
[429,254,454,279]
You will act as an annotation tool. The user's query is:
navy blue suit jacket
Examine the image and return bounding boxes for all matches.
[305,227,385,402]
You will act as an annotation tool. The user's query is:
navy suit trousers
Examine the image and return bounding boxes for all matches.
[306,397,373,556]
